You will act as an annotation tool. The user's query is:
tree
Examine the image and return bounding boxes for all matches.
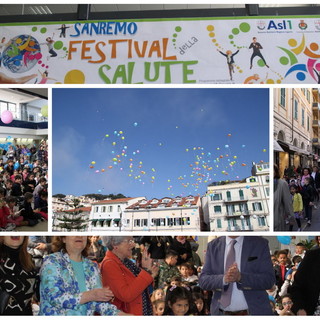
[53,198,89,231]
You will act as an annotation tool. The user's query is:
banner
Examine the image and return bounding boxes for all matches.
[1,16,320,84]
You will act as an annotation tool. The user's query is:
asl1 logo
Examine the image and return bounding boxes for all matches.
[267,20,293,30]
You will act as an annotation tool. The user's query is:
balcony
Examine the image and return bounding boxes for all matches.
[227,225,253,231]
[224,197,248,203]
[313,102,320,111]
[225,211,250,218]
[313,120,320,127]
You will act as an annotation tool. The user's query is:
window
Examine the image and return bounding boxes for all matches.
[217,219,222,229]
[226,191,231,201]
[266,187,270,197]
[102,206,106,213]
[258,216,266,226]
[95,207,99,213]
[302,109,305,127]
[142,219,148,227]
[117,205,121,212]
[210,193,222,201]
[307,115,310,132]
[294,99,298,120]
[227,204,235,215]
[108,206,113,212]
[214,205,222,213]
[239,190,244,200]
[265,175,270,183]
[151,218,166,226]
[134,219,141,227]
[252,202,263,211]
[162,198,170,203]
[280,89,286,107]
[307,89,310,102]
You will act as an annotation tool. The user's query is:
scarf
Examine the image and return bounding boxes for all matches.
[122,258,152,315]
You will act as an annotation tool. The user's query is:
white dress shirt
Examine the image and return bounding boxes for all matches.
[222,236,249,312]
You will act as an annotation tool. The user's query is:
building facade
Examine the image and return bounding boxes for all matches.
[274,88,313,177]
[88,197,145,231]
[203,162,270,232]
[124,196,203,232]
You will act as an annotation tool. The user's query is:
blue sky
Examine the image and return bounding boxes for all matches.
[53,88,269,198]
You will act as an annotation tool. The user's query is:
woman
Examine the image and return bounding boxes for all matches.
[39,236,122,316]
[100,236,158,315]
[0,236,38,315]
[138,236,172,260]
[169,236,193,265]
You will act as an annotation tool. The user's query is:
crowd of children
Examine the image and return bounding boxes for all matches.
[0,141,48,230]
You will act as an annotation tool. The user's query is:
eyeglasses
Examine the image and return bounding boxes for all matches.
[282,302,293,306]
[123,239,135,244]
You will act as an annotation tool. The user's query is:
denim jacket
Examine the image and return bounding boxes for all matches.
[39,251,119,316]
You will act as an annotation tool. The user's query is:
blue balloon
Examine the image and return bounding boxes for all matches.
[14,162,19,170]
[277,236,291,245]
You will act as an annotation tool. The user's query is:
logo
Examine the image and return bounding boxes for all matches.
[299,20,308,30]
[315,20,320,31]
[267,20,292,30]
[257,20,266,30]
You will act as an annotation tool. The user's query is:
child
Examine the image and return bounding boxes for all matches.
[152,299,165,316]
[19,192,43,226]
[5,196,27,227]
[170,276,182,288]
[158,250,181,288]
[192,291,207,315]
[164,285,194,316]
[278,294,295,316]
[0,188,15,230]
[11,174,23,198]
[290,185,303,231]
[180,262,198,284]
[151,288,165,303]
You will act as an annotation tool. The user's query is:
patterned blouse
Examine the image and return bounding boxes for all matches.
[39,251,119,316]
[0,245,38,315]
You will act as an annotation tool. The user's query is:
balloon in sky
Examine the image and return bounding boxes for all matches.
[41,105,48,117]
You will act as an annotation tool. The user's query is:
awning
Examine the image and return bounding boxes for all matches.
[274,140,284,152]
[113,218,121,222]
[91,219,98,222]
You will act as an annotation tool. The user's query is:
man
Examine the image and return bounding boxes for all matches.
[157,249,180,288]
[199,236,275,315]
[249,37,269,69]
[291,247,320,315]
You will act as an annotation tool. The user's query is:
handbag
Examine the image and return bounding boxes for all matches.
[0,290,10,315]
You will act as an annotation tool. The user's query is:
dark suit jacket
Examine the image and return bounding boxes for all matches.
[290,248,320,315]
[199,236,275,315]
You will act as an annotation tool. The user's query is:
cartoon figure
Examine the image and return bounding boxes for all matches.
[249,37,269,69]
[217,49,240,80]
[57,24,71,38]
[37,70,57,84]
[244,73,268,84]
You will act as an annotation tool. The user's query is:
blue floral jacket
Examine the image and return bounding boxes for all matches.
[39,251,119,316]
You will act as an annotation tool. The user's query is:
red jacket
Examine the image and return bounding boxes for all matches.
[0,206,10,228]
[100,250,153,315]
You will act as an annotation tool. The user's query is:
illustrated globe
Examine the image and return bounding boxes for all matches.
[2,34,41,73]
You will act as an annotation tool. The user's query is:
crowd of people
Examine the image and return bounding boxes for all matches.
[274,164,320,231]
[0,141,48,230]
[1,235,320,316]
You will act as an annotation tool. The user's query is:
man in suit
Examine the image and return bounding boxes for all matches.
[290,248,320,315]
[199,236,275,315]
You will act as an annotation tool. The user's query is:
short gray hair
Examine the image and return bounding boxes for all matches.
[101,236,129,251]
